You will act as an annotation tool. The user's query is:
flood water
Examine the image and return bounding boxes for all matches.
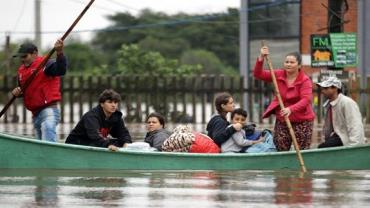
[1,123,370,207]
[0,169,370,207]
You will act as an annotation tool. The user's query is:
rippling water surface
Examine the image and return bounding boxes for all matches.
[0,170,370,207]
[1,124,370,207]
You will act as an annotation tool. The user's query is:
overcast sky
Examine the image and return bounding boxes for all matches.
[0,0,239,49]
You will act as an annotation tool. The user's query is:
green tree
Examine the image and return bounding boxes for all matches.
[92,8,239,74]
[138,36,190,59]
[0,43,19,76]
[116,44,202,76]
[177,8,239,69]
[180,49,237,75]
[62,41,106,75]
[92,10,172,55]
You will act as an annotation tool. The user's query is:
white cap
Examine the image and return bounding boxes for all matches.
[316,76,342,89]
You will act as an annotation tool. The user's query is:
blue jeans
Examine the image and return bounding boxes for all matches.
[33,106,60,142]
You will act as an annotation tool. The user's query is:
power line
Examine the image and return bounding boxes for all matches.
[2,0,301,35]
[12,0,28,31]
[105,0,139,12]
[63,0,119,13]
[2,12,231,35]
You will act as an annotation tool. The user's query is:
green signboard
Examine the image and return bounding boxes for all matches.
[311,34,333,67]
[330,33,357,67]
[311,33,357,68]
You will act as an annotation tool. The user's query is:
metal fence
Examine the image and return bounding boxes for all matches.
[1,75,369,124]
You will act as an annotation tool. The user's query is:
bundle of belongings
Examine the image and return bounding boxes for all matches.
[161,125,220,153]
[242,124,276,153]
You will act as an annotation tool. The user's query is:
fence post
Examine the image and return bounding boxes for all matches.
[239,76,244,112]
[181,76,187,121]
[3,76,8,123]
[69,76,74,123]
[210,75,216,115]
[367,77,370,124]
[248,79,254,123]
[78,75,84,118]
[61,77,65,123]
[317,88,322,124]
[134,75,142,122]
[201,75,206,124]
[144,76,150,120]
[163,76,168,120]
[171,76,177,121]
[8,74,368,126]
[191,76,197,123]
[257,82,263,123]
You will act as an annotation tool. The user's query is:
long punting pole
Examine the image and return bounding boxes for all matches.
[0,0,96,118]
[261,41,307,172]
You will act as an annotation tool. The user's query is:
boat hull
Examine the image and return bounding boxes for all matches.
[1,132,369,170]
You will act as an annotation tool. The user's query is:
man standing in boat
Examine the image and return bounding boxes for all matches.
[12,39,67,142]
[65,89,132,151]
[316,76,366,148]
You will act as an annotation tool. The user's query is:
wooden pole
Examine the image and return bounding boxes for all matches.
[261,41,307,172]
[0,0,95,118]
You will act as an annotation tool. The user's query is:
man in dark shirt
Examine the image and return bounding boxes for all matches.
[65,89,132,151]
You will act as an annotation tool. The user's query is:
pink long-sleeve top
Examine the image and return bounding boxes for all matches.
[253,59,315,122]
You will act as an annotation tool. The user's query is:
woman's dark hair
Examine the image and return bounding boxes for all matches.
[286,51,302,65]
[231,108,248,119]
[146,112,166,128]
[98,89,121,103]
[215,92,232,114]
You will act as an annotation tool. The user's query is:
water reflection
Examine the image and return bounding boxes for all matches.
[274,173,313,205]
[0,170,370,207]
[34,177,59,207]
[71,178,126,206]
[312,171,370,206]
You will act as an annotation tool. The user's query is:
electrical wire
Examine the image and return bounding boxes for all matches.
[64,0,119,13]
[105,0,139,12]
[1,0,302,35]
[12,0,28,32]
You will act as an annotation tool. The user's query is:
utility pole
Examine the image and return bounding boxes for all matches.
[35,0,41,49]
[4,33,11,75]
[327,0,344,73]
[358,0,370,118]
[240,0,249,113]
[328,0,344,32]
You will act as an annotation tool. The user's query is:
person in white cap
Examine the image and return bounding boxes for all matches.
[316,76,365,148]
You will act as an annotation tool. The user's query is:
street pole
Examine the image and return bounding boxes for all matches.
[239,0,249,115]
[4,33,11,75]
[358,0,370,119]
[35,0,42,49]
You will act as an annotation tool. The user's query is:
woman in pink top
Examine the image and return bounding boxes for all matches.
[253,46,315,151]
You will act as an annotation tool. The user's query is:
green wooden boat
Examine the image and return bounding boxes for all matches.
[1,132,369,170]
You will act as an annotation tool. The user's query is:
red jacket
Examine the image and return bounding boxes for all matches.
[253,59,315,122]
[18,56,62,115]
